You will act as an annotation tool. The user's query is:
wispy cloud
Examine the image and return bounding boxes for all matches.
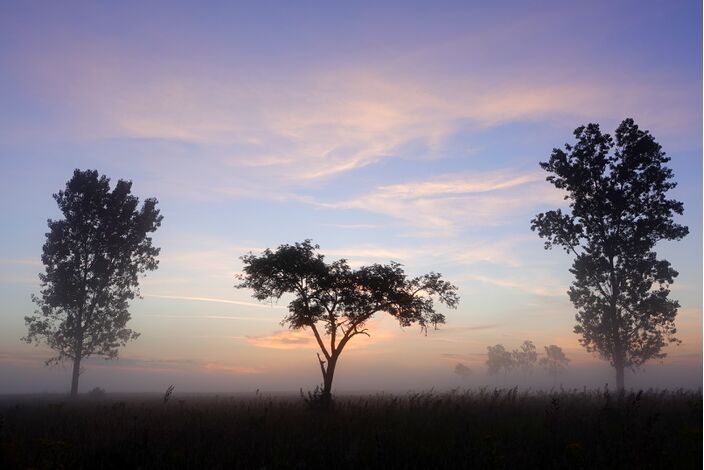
[312,235,531,270]
[464,273,565,297]
[319,168,563,233]
[323,245,413,264]
[9,27,697,200]
[243,330,317,350]
[241,318,398,351]
[143,294,286,310]
[147,314,276,322]
[439,324,502,333]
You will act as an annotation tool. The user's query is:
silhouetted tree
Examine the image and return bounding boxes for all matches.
[539,345,570,378]
[531,119,688,391]
[486,344,514,375]
[237,240,458,405]
[512,340,538,374]
[454,362,472,378]
[24,169,162,397]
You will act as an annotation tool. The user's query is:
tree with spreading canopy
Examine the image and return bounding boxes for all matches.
[24,169,162,397]
[236,240,459,404]
[531,118,688,390]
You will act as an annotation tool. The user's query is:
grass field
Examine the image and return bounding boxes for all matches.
[0,388,701,469]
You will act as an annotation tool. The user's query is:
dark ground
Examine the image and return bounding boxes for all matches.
[0,388,701,469]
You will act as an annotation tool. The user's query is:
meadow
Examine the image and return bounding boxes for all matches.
[0,388,700,469]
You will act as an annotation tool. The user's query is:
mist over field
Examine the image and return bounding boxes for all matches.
[1,344,701,395]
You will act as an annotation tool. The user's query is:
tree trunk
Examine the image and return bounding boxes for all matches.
[615,361,625,392]
[613,340,625,392]
[70,355,81,397]
[321,355,338,405]
[608,258,625,393]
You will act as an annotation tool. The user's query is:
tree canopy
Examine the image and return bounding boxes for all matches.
[539,345,570,378]
[24,169,162,396]
[512,340,538,374]
[486,344,514,376]
[485,341,569,380]
[531,118,688,390]
[237,240,459,403]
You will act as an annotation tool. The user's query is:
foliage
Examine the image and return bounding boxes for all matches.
[237,240,459,401]
[539,345,571,377]
[531,119,688,389]
[486,344,514,375]
[0,389,699,469]
[23,169,162,395]
[486,341,570,378]
[512,340,538,374]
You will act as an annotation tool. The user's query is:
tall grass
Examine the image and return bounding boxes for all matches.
[0,388,700,469]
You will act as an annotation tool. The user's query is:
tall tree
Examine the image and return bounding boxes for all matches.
[237,240,458,405]
[512,340,538,374]
[531,119,688,390]
[24,169,162,397]
[539,345,570,378]
[486,344,514,376]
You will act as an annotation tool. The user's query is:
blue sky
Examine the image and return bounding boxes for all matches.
[0,0,701,393]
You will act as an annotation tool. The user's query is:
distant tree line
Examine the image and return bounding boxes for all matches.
[454,341,570,381]
[484,341,569,378]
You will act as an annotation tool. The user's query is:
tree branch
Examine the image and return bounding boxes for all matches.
[329,312,337,355]
[316,352,327,380]
[336,321,370,354]
[309,322,330,360]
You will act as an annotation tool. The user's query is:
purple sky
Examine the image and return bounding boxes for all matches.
[0,0,701,393]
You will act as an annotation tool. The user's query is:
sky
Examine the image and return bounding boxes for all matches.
[0,0,701,394]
